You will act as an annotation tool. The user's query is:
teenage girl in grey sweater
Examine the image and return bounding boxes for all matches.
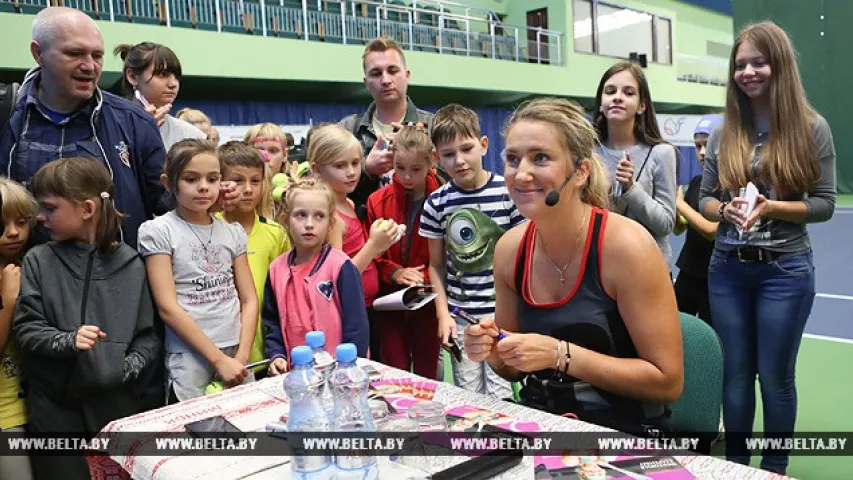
[592,61,678,269]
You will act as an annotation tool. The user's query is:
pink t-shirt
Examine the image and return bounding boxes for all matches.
[283,257,315,352]
[337,209,380,306]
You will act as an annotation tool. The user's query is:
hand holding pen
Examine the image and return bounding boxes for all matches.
[453,308,506,340]
[456,308,510,363]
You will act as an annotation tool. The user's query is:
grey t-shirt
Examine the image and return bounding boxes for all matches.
[138,210,248,353]
[595,142,678,268]
[160,115,207,152]
[698,115,836,252]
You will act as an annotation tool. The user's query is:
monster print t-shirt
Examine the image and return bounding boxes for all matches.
[420,173,525,317]
[138,210,248,353]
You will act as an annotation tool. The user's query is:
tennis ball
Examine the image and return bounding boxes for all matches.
[679,215,687,225]
[296,162,311,178]
[378,219,390,230]
[204,381,224,395]
[272,173,289,188]
[272,186,286,201]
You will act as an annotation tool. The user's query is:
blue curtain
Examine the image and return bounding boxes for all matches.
[677,145,703,185]
[174,100,511,174]
[175,100,701,183]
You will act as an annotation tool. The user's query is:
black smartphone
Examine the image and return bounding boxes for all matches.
[185,415,245,439]
[443,336,463,362]
[431,448,523,480]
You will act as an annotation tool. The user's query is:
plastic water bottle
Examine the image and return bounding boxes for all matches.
[306,331,336,413]
[329,343,379,480]
[284,346,334,480]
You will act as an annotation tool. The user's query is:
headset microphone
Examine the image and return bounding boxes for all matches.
[545,176,571,207]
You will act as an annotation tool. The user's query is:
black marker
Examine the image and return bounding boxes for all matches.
[452,308,506,341]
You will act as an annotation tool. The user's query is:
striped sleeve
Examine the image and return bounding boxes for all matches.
[418,189,445,239]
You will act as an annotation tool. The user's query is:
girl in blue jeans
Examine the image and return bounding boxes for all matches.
[698,22,836,474]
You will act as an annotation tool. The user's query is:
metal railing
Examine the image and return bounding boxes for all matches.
[675,53,727,87]
[4,0,563,65]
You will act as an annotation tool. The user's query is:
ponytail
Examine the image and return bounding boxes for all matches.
[96,192,126,253]
[581,154,611,211]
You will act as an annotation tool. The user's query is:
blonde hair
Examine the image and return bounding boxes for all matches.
[306,124,362,168]
[244,123,288,146]
[392,125,435,164]
[31,158,126,253]
[719,21,819,195]
[277,178,337,246]
[504,97,610,210]
[362,36,407,71]
[175,108,212,132]
[0,178,37,227]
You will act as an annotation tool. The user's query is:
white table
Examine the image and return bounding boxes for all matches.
[95,360,784,480]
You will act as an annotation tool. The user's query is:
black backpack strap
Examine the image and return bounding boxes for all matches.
[0,82,20,133]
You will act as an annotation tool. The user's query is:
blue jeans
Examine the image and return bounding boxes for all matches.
[708,249,815,474]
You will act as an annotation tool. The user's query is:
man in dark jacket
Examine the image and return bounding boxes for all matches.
[340,37,434,215]
[0,7,174,418]
[0,7,171,249]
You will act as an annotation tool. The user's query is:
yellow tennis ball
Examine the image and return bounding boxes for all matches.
[272,186,286,201]
[378,219,390,230]
[679,215,687,225]
[296,162,311,178]
[272,173,289,188]
[204,381,224,395]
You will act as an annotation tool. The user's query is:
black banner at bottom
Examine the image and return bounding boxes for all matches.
[1,431,851,457]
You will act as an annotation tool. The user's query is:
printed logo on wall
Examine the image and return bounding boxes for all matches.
[656,115,707,146]
[663,117,687,137]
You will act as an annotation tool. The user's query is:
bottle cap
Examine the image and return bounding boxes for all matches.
[336,343,357,363]
[306,331,326,348]
[290,346,313,366]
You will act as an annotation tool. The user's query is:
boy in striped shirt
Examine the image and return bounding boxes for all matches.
[420,104,525,398]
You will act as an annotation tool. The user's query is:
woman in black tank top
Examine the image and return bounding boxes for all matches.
[464,98,684,437]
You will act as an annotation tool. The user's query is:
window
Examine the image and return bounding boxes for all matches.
[573,0,672,65]
[655,17,672,64]
[573,0,593,53]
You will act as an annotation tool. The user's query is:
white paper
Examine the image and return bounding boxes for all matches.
[737,182,759,239]
[372,285,437,311]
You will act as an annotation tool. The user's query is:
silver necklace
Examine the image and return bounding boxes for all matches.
[538,207,588,286]
[180,212,215,253]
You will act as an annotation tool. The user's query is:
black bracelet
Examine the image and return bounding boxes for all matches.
[717,201,729,222]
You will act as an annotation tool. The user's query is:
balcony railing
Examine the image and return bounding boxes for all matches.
[2,0,563,65]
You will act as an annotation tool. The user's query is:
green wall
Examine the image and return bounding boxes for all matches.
[733,0,852,193]
[0,1,729,110]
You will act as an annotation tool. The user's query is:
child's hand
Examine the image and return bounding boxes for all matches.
[268,358,289,376]
[0,264,21,309]
[144,103,171,127]
[212,181,239,213]
[214,355,249,387]
[367,219,400,254]
[75,325,107,351]
[392,267,424,286]
[438,314,457,348]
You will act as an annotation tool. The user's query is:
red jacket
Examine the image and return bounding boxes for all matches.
[365,172,441,286]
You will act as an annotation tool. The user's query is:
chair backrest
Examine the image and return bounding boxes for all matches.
[669,312,723,435]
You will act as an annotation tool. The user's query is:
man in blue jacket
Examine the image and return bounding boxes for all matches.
[0,7,170,249]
